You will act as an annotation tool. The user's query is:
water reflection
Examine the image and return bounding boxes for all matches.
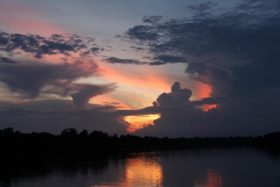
[124,156,162,187]
[92,155,163,187]
[1,149,280,187]
[194,170,223,187]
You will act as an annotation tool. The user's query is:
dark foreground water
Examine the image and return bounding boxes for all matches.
[1,149,280,187]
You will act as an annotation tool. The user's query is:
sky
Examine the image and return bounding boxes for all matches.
[0,0,279,137]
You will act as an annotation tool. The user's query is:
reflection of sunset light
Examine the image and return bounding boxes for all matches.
[124,157,163,187]
[91,156,163,187]
[123,114,160,132]
[194,170,223,187]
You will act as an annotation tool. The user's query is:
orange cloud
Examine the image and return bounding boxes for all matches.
[123,114,161,132]
[193,81,212,99]
[192,81,217,111]
[99,63,170,93]
[96,62,171,109]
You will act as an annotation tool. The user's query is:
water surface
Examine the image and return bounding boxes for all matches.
[1,149,280,187]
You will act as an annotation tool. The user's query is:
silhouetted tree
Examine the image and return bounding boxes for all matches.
[0,127,14,136]
[89,130,108,139]
[60,128,78,137]
[79,129,88,137]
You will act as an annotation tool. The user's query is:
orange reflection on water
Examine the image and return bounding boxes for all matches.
[123,114,160,132]
[194,170,223,187]
[124,156,163,187]
[92,156,163,187]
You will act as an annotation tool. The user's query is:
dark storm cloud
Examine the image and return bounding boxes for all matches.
[150,55,186,65]
[133,82,280,137]
[192,97,225,106]
[111,82,222,137]
[105,55,186,65]
[0,31,113,108]
[154,82,192,107]
[105,57,148,65]
[126,0,280,97]
[71,84,116,108]
[0,61,98,98]
[113,82,202,116]
[152,82,224,108]
[0,32,102,58]
[127,25,159,41]
[120,0,280,137]
[0,61,116,109]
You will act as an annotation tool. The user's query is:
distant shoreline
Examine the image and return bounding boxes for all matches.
[0,128,279,161]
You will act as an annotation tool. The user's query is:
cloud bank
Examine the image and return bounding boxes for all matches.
[104,0,280,136]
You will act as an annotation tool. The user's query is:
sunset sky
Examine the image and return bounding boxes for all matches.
[0,0,279,137]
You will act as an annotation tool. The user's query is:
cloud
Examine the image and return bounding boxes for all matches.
[127,25,159,41]
[109,0,280,137]
[125,0,280,98]
[154,82,192,107]
[143,16,162,24]
[1,1,279,137]
[0,60,117,109]
[0,61,97,98]
[0,31,115,109]
[117,0,280,137]
[105,55,186,66]
[112,82,221,135]
[134,82,280,137]
[151,57,186,66]
[0,32,101,58]
[71,84,116,108]
[105,57,148,65]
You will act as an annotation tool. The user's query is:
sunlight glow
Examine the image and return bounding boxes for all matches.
[123,114,160,132]
[96,62,170,108]
[193,82,213,99]
[192,82,218,112]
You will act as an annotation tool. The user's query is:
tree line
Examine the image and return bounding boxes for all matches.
[0,128,279,161]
